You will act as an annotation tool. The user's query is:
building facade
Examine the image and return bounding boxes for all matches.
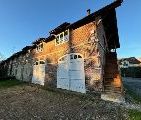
[119,57,141,68]
[0,0,124,102]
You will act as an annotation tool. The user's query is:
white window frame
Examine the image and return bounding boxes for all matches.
[36,42,44,53]
[55,29,69,46]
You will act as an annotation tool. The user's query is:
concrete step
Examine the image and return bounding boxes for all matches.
[104,86,122,91]
[104,78,113,82]
[104,90,122,94]
[104,81,112,84]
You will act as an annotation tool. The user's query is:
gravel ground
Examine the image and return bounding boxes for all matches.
[0,84,128,120]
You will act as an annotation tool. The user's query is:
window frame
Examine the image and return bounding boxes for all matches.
[55,29,69,46]
[36,42,44,52]
[39,60,45,64]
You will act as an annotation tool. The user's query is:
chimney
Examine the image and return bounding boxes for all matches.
[87,9,91,16]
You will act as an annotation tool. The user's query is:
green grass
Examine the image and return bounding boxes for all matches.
[128,109,141,120]
[0,79,24,89]
[124,85,141,119]
[124,84,141,104]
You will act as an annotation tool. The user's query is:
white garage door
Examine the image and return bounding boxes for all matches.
[57,53,86,93]
[32,61,38,84]
[32,61,45,85]
[69,54,85,93]
[57,55,69,90]
[38,61,45,85]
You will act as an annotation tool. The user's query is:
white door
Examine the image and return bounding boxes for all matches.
[57,55,69,90]
[32,61,38,84]
[69,54,86,93]
[38,61,45,85]
[32,61,45,85]
[57,53,86,93]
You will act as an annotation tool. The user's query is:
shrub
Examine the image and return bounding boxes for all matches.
[121,67,141,78]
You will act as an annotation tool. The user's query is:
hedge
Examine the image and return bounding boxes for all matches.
[120,67,141,78]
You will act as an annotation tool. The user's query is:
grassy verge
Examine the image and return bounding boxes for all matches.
[0,79,24,89]
[128,109,141,120]
[124,84,141,104]
[124,84,141,119]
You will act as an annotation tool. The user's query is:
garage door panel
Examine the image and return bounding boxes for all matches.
[39,65,45,75]
[57,78,69,90]
[57,57,69,90]
[32,66,37,83]
[57,68,69,78]
[69,70,85,80]
[57,79,69,90]
[70,62,84,70]
[39,65,45,73]
[70,80,85,93]
[58,70,69,77]
[32,62,45,86]
[34,80,44,85]
[38,65,45,85]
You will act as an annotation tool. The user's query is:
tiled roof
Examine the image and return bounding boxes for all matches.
[119,57,141,64]
[32,38,46,44]
[49,22,70,35]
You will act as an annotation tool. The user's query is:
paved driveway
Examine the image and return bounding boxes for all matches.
[122,77,141,88]
[123,77,141,97]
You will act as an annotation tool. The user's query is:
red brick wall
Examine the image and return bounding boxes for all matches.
[31,20,106,92]
[70,21,105,92]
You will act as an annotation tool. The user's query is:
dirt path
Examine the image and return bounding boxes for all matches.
[0,84,129,120]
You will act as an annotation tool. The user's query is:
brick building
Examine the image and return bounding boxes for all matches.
[0,0,124,102]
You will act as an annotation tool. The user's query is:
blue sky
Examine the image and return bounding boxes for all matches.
[0,0,141,59]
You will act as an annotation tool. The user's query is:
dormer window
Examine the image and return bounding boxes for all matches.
[36,43,43,52]
[55,29,69,45]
